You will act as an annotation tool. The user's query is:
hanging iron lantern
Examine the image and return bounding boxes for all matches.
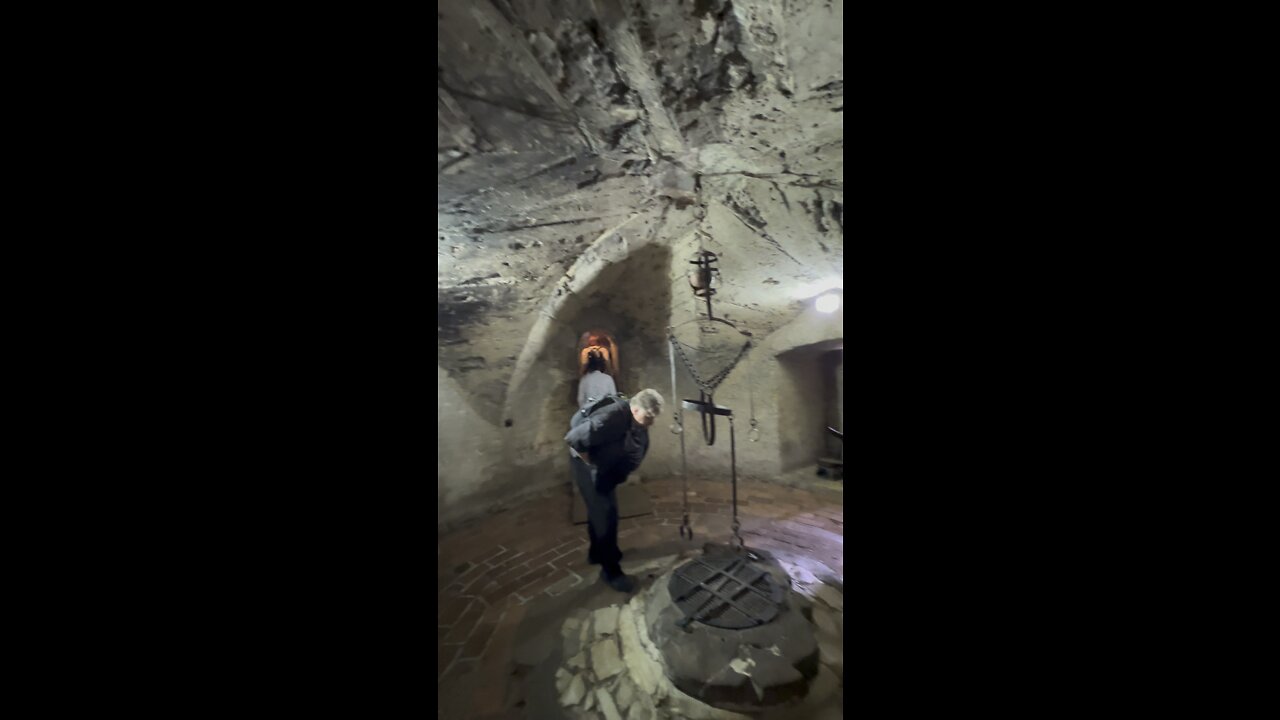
[688,250,720,299]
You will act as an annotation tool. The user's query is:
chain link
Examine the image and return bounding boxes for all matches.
[669,334,752,396]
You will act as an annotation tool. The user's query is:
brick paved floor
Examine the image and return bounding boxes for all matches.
[437,476,843,719]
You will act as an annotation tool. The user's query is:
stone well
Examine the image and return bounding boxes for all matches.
[555,545,843,719]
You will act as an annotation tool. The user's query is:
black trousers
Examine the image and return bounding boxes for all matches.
[572,456,622,576]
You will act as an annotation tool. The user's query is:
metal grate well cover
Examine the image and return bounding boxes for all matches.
[668,555,784,629]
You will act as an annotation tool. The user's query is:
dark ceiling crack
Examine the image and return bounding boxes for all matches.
[812,190,829,235]
[438,152,471,174]
[469,216,603,234]
[577,168,626,189]
[788,178,843,191]
[769,181,790,212]
[606,118,641,149]
[511,155,580,184]
[437,80,574,127]
[438,86,494,152]
[700,170,820,181]
[441,154,584,203]
[714,298,770,314]
[655,152,698,175]
[583,19,630,109]
[722,203,801,266]
[486,0,520,29]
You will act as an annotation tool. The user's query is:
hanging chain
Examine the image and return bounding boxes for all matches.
[747,355,760,442]
[669,334,752,396]
[669,333,751,447]
[669,339,683,437]
[669,330,692,540]
[729,415,744,552]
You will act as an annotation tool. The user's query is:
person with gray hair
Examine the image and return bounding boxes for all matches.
[565,388,664,592]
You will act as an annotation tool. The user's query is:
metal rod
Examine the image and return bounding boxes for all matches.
[675,560,740,628]
[670,333,691,540]
[731,416,737,520]
[680,560,759,623]
[689,570,762,620]
[672,559,741,603]
[680,416,687,480]
[669,334,679,429]
[689,557,774,602]
[701,390,716,445]
[731,415,743,550]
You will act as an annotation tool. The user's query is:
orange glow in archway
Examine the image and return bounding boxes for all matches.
[577,330,620,378]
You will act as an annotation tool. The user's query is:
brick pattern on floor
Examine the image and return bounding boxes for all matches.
[437,476,843,688]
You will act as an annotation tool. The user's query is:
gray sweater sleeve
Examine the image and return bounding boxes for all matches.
[577,371,617,407]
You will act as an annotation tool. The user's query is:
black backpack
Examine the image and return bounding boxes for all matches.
[569,393,646,482]
[573,393,628,425]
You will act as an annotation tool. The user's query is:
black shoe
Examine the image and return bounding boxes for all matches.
[587,550,620,566]
[600,569,635,593]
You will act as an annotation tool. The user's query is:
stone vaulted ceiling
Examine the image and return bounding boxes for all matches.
[439,0,843,419]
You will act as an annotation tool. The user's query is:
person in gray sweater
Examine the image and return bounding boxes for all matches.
[577,350,617,408]
[565,388,664,592]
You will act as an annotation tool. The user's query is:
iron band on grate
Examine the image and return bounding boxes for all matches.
[669,555,784,630]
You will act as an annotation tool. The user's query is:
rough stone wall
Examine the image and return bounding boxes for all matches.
[438,366,510,529]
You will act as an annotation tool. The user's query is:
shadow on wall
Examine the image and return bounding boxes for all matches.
[438,241,672,532]
[776,339,844,474]
[522,242,675,454]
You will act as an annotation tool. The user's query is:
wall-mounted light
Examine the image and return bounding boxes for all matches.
[815,293,840,313]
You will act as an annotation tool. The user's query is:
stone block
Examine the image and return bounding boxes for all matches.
[595,605,620,637]
[814,583,843,612]
[592,637,625,680]
[597,688,624,720]
[812,606,839,639]
[617,605,657,696]
[803,665,839,707]
[817,635,843,674]
[626,701,652,720]
[615,676,635,711]
[560,673,586,707]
